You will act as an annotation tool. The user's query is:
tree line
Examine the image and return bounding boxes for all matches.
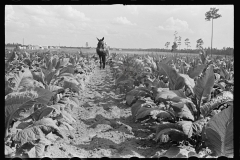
[162,7,233,56]
[141,47,233,56]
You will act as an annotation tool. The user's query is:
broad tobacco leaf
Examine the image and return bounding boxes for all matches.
[177,119,209,138]
[31,118,63,137]
[131,100,148,120]
[60,97,79,110]
[134,101,157,121]
[158,63,195,91]
[219,66,230,80]
[31,70,45,85]
[44,70,58,85]
[62,76,79,85]
[193,65,215,102]
[177,121,193,138]
[22,67,33,79]
[19,77,45,89]
[175,74,195,93]
[50,103,65,111]
[155,123,187,143]
[58,58,70,68]
[188,64,207,79]
[143,66,152,73]
[170,102,195,121]
[161,56,174,65]
[199,49,208,64]
[117,78,135,89]
[13,125,45,146]
[5,79,13,96]
[29,139,49,158]
[161,146,194,158]
[191,118,208,135]
[214,73,221,82]
[46,84,63,93]
[5,145,14,156]
[115,73,129,85]
[59,66,75,76]
[5,91,37,136]
[7,51,18,62]
[145,78,168,89]
[202,104,233,157]
[9,68,33,91]
[63,80,80,94]
[135,108,174,122]
[126,87,152,106]
[145,56,157,70]
[33,87,54,104]
[158,62,179,90]
[29,106,60,121]
[5,88,54,137]
[16,121,33,130]
[153,88,191,104]
[152,79,169,88]
[23,58,31,66]
[200,91,233,117]
[38,125,64,139]
[52,56,58,69]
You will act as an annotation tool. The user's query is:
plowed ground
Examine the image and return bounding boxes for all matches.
[44,66,163,158]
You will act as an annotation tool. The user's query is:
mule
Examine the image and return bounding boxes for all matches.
[96,37,109,69]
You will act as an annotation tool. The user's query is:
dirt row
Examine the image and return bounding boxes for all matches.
[44,65,162,158]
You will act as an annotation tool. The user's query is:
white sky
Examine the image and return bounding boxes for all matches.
[5,5,233,49]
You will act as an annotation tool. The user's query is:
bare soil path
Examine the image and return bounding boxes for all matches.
[44,66,161,158]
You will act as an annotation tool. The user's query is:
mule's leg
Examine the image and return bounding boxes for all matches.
[102,55,106,69]
[99,55,102,69]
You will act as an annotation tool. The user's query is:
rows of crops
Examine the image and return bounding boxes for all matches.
[4,47,234,158]
[109,49,234,158]
[5,50,97,157]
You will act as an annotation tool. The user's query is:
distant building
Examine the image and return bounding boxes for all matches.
[33,45,40,50]
[26,45,33,50]
[19,46,27,49]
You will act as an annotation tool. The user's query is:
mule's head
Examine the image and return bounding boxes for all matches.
[97,37,105,49]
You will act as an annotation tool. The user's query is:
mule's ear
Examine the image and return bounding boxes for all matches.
[102,37,104,41]
[96,37,100,41]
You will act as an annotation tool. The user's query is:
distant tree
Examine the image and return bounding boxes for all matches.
[205,7,222,57]
[196,38,204,49]
[165,42,170,49]
[171,42,178,52]
[173,31,178,42]
[185,38,190,49]
[177,36,182,49]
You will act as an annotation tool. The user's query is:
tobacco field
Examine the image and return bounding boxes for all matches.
[5,49,234,158]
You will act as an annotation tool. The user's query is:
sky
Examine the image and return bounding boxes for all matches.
[5,5,234,49]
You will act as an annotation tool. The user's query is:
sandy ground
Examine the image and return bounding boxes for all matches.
[43,65,163,158]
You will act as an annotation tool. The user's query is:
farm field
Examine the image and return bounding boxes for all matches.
[5,4,234,159]
[39,66,161,158]
[4,48,234,158]
[6,46,203,57]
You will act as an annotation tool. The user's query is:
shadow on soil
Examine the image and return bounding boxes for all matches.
[72,66,161,158]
